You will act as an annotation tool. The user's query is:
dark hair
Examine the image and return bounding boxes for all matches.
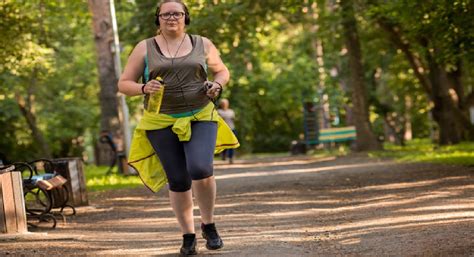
[155,0,191,26]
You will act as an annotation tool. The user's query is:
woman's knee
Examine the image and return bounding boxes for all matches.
[168,177,192,192]
[187,162,213,180]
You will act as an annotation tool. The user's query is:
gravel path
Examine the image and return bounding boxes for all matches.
[1,155,473,256]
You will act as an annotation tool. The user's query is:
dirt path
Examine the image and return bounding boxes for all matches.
[1,155,473,256]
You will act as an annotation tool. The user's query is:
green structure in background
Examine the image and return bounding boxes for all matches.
[303,101,356,146]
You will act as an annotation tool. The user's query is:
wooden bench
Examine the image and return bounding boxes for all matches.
[0,165,28,234]
[17,160,76,229]
[318,126,357,143]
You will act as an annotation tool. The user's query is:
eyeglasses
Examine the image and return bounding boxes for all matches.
[159,12,185,20]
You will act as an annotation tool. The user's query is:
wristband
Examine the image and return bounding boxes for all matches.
[214,81,223,88]
[141,84,146,94]
[214,81,223,91]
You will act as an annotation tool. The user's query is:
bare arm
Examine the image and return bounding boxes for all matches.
[118,40,162,96]
[203,37,230,98]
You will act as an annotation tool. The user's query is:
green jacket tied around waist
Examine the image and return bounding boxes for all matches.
[128,102,239,192]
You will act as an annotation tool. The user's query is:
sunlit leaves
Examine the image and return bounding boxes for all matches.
[368,0,474,65]
[0,0,99,160]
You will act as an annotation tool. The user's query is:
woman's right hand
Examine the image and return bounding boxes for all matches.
[143,79,163,94]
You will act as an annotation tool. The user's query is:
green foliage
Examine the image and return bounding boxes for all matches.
[0,1,99,161]
[369,139,474,166]
[369,0,474,66]
[363,0,474,143]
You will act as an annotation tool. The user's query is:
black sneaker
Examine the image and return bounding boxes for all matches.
[201,223,224,250]
[180,233,197,256]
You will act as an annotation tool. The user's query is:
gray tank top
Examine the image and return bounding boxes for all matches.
[144,34,209,114]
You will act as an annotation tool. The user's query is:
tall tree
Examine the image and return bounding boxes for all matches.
[1,1,99,161]
[340,0,381,150]
[88,0,123,164]
[367,0,474,144]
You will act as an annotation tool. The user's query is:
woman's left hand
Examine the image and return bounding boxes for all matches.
[204,81,222,99]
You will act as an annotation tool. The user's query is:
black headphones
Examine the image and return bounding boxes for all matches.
[155,2,191,27]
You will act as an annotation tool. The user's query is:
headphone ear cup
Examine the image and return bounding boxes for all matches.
[155,16,160,26]
[185,13,191,25]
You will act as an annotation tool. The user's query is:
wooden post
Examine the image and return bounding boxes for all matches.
[0,171,28,234]
[51,158,89,207]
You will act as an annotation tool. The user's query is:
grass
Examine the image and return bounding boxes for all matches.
[313,145,351,157]
[85,165,143,192]
[369,138,474,166]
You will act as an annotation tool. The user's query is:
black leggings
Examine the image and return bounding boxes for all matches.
[146,121,217,192]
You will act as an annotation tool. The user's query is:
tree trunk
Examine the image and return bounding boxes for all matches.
[447,60,464,108]
[446,61,474,140]
[426,52,462,144]
[88,0,122,165]
[404,95,413,141]
[383,115,405,146]
[15,93,52,158]
[340,0,381,151]
[15,69,52,158]
[375,17,474,144]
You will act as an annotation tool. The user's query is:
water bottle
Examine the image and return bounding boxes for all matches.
[147,76,165,114]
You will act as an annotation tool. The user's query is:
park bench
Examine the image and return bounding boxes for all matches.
[1,156,87,231]
[301,101,357,147]
[14,160,75,229]
[318,126,357,143]
[293,125,357,155]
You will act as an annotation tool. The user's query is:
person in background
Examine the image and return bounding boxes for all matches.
[218,98,236,164]
[118,0,239,255]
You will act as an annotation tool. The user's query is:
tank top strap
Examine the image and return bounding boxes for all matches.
[189,34,205,56]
